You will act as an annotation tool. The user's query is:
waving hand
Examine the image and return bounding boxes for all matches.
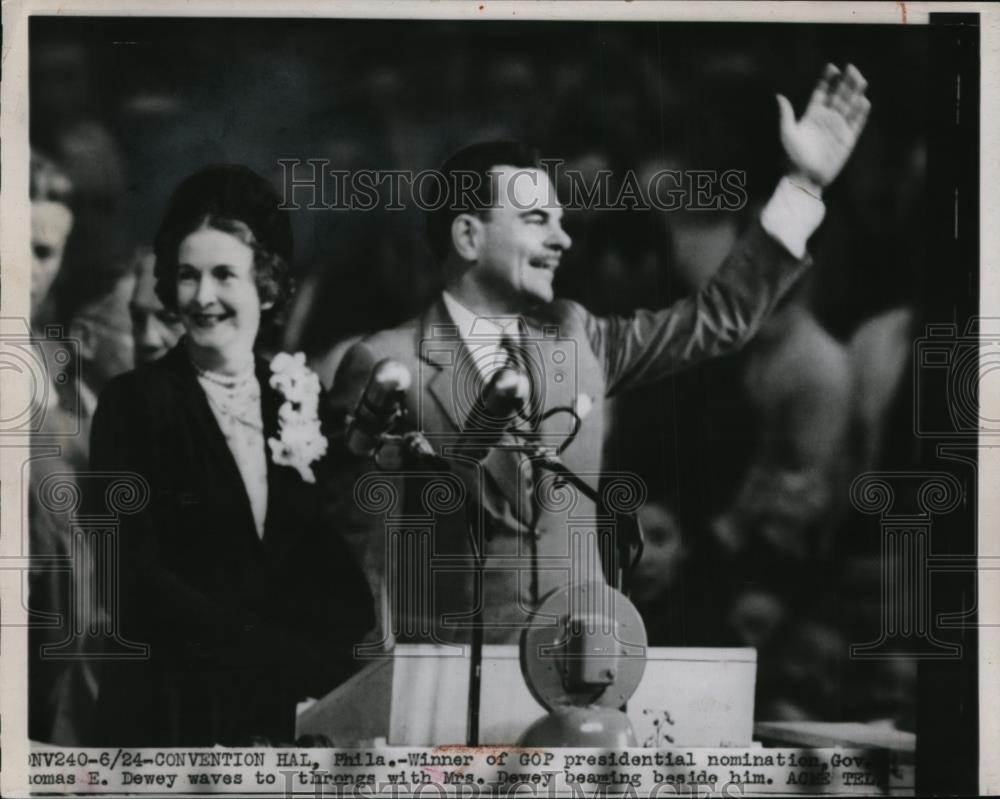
[777,63,871,192]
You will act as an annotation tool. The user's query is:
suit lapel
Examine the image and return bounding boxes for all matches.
[257,354,317,552]
[421,298,589,514]
[258,353,329,552]
[257,355,282,546]
[417,298,592,514]
[420,300,465,433]
[165,343,264,549]
[417,300,516,509]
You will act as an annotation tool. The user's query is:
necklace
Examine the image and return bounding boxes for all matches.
[193,360,263,432]
[193,361,254,388]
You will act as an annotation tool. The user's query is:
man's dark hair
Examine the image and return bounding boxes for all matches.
[51,206,133,326]
[425,141,539,262]
[30,149,73,204]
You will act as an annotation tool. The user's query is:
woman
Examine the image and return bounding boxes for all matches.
[89,165,374,746]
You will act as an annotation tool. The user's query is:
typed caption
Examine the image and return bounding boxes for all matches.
[24,747,913,796]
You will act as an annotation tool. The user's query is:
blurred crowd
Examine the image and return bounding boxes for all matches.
[28,18,935,743]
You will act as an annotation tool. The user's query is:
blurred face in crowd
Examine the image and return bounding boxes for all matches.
[31,200,73,316]
[73,273,136,394]
[176,225,267,374]
[131,251,183,364]
[630,502,686,606]
[456,165,572,313]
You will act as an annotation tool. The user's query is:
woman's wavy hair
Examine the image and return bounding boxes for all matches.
[153,164,293,328]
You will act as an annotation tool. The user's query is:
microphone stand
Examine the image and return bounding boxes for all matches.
[491,442,645,595]
[368,423,644,744]
[372,431,487,746]
[466,495,485,747]
[520,445,645,721]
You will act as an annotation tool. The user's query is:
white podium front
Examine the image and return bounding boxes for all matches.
[297,645,756,747]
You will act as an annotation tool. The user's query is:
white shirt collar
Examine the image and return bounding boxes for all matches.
[441,291,524,345]
[441,292,525,380]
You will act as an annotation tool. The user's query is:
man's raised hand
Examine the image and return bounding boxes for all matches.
[776,63,871,193]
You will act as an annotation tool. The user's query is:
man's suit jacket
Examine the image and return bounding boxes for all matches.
[88,342,374,746]
[327,221,808,647]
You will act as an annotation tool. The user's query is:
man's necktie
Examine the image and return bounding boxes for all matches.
[499,333,534,416]
[498,333,520,374]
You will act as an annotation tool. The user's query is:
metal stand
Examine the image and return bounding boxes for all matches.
[513,444,645,595]
[366,427,646,746]
[371,432,487,746]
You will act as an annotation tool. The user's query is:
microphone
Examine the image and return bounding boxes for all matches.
[456,366,530,460]
[345,359,412,457]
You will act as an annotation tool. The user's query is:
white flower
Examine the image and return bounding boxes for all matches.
[268,352,328,483]
[574,393,593,420]
[270,351,303,376]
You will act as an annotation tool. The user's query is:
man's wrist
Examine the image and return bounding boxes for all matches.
[785,170,825,201]
[759,175,826,259]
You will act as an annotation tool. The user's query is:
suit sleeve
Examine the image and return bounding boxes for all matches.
[89,377,344,685]
[576,219,811,397]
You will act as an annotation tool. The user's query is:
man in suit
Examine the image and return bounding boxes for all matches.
[327,64,871,648]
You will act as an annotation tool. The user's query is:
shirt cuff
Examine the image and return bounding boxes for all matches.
[759,176,826,259]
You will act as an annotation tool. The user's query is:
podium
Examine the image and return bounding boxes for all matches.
[297,645,756,747]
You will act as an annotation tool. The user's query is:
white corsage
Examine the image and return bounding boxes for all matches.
[267,352,327,483]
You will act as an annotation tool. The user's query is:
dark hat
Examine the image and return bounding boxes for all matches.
[154,164,292,264]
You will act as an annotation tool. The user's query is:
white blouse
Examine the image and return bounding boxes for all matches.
[194,362,269,538]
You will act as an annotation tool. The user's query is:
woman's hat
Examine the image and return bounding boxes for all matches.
[154,164,292,263]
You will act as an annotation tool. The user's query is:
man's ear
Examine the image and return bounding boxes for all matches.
[69,317,97,362]
[451,213,484,262]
